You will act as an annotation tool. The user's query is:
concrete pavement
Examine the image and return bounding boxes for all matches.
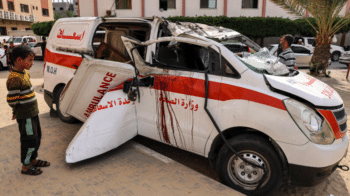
[0,63,243,195]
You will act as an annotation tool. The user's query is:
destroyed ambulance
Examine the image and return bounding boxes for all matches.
[43,17,348,195]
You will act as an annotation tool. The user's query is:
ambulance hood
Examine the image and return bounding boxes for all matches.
[265,72,343,107]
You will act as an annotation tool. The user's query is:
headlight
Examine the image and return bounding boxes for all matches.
[284,99,335,145]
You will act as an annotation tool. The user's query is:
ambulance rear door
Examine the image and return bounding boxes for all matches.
[59,57,136,122]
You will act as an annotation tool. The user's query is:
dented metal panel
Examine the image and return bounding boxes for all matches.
[66,90,137,163]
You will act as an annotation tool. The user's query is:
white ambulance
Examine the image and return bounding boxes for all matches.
[44,17,348,196]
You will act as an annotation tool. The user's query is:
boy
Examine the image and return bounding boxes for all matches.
[6,45,50,175]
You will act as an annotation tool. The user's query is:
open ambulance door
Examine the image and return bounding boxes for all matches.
[59,58,135,122]
[65,89,137,163]
[59,58,138,163]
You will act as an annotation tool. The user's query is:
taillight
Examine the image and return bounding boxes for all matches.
[247,46,250,53]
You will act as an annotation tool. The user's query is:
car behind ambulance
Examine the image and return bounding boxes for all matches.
[43,17,348,196]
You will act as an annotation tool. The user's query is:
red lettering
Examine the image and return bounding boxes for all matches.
[86,108,94,113]
[103,77,113,82]
[97,89,106,95]
[100,82,110,89]
[93,95,103,102]
[88,104,96,109]
[84,113,90,118]
[106,72,116,78]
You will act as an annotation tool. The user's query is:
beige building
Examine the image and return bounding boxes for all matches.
[0,0,54,35]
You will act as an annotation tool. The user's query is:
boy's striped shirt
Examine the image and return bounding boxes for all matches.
[6,70,39,119]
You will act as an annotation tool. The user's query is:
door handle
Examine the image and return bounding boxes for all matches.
[123,76,154,94]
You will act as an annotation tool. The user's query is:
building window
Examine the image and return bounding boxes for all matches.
[11,27,17,31]
[0,1,3,9]
[159,0,176,9]
[42,8,49,16]
[32,6,34,9]
[53,8,55,10]
[60,7,64,10]
[200,0,217,9]
[115,0,132,9]
[7,1,14,11]
[36,6,38,10]
[242,0,258,8]
[25,28,31,31]
[20,4,29,13]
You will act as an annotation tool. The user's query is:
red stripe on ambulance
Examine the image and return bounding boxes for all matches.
[152,75,286,111]
[317,109,346,139]
[45,49,83,69]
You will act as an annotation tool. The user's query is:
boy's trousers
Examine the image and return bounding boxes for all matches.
[16,116,41,166]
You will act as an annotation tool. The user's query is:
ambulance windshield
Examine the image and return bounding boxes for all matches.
[239,48,290,76]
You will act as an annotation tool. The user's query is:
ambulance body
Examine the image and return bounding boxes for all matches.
[43,17,348,195]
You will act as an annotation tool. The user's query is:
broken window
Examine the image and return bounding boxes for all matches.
[115,0,132,9]
[208,49,240,78]
[93,22,151,62]
[153,41,210,71]
[200,0,217,9]
[242,0,258,9]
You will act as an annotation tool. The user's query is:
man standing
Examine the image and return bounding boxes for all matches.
[41,37,47,59]
[279,34,297,71]
[7,41,15,70]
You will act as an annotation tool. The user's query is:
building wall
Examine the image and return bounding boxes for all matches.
[0,0,54,35]
[184,0,223,17]
[144,0,182,17]
[265,0,296,19]
[79,0,95,17]
[227,0,262,17]
[53,2,72,16]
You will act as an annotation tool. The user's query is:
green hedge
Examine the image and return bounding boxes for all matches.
[31,21,56,37]
[31,16,350,39]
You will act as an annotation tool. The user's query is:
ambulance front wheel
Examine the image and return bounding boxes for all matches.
[55,86,77,123]
[216,134,283,196]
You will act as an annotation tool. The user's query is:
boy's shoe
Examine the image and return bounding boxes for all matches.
[21,166,42,175]
[32,159,50,167]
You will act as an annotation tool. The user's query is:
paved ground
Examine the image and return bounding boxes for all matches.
[0,62,243,195]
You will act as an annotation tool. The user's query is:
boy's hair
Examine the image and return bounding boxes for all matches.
[42,37,46,41]
[283,34,294,46]
[11,45,35,63]
[4,45,8,49]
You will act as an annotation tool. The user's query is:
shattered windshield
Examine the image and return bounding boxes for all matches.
[238,48,289,76]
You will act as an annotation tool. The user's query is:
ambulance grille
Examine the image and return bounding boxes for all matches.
[332,106,347,133]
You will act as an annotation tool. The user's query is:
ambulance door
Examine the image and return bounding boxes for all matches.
[59,58,135,122]
[60,58,138,163]
[122,37,221,155]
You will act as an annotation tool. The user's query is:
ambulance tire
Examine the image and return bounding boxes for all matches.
[216,134,283,196]
[55,86,77,123]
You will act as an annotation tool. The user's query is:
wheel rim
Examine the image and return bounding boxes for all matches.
[333,53,339,61]
[227,150,271,190]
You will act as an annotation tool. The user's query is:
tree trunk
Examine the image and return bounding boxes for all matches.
[310,36,331,75]
[340,32,346,47]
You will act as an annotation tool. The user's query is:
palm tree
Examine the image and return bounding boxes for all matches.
[270,0,350,75]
